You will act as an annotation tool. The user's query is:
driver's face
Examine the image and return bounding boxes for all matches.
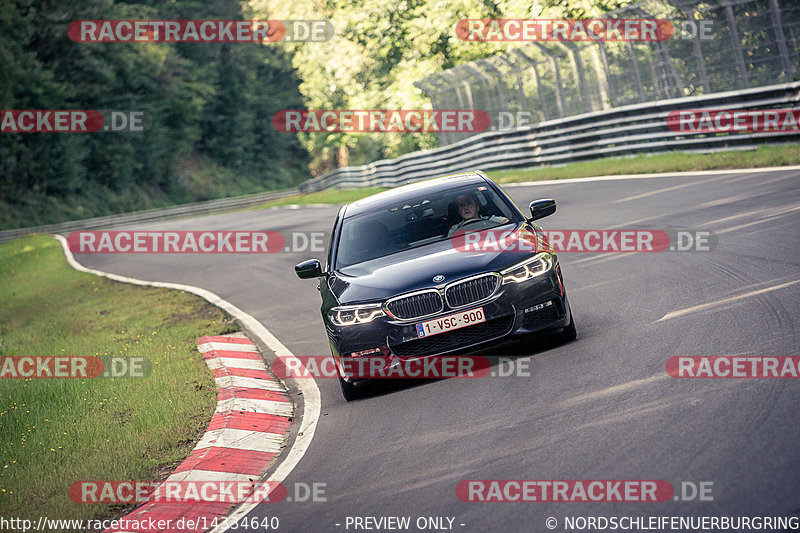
[456,195,478,220]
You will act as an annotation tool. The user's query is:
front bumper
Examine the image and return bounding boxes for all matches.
[327,264,570,382]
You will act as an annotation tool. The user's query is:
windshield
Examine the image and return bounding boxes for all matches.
[335,184,519,268]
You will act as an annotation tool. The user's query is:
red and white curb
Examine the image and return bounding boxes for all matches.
[103,335,293,532]
[54,234,321,533]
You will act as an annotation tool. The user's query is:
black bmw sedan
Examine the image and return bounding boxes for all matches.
[295,170,576,400]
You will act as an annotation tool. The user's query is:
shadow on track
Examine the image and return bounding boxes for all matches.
[344,328,577,402]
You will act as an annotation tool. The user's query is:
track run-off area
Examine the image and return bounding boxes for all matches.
[70,168,800,532]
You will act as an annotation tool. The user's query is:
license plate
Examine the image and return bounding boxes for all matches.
[416,307,486,338]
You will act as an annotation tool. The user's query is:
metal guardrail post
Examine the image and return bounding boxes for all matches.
[432,77,461,145]
[493,55,529,116]
[461,63,498,125]
[724,2,750,89]
[679,5,712,93]
[632,5,685,99]
[415,78,450,145]
[625,41,647,103]
[476,59,511,124]
[439,69,480,144]
[595,42,617,108]
[533,43,567,117]
[438,70,469,109]
[657,34,685,98]
[768,0,795,78]
[512,48,549,121]
[586,43,612,109]
[638,9,681,98]
[560,42,593,113]
[413,80,437,141]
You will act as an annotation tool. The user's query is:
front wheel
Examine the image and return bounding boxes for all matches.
[560,310,577,343]
[338,375,362,401]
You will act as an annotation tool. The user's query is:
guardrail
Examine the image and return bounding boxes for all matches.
[299,81,800,192]
[4,82,798,243]
[0,188,298,243]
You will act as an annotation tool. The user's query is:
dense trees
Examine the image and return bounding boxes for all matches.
[2,0,630,229]
[250,0,631,174]
[1,0,308,229]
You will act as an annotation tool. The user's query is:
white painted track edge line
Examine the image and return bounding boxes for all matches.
[53,234,321,533]
[501,165,800,187]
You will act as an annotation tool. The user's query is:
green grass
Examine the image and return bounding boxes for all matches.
[0,235,238,521]
[491,143,800,184]
[258,186,388,208]
[256,143,800,208]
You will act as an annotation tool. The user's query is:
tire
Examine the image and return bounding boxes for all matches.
[560,310,577,343]
[338,375,362,401]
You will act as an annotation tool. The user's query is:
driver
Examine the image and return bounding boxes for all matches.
[447,192,509,237]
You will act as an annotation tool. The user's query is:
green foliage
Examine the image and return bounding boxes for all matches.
[1,0,309,229]
[2,0,643,229]
[248,0,635,172]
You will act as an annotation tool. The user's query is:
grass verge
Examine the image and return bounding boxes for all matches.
[257,186,388,209]
[491,142,800,183]
[256,143,800,208]
[0,234,237,521]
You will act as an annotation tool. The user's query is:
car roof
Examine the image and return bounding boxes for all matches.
[342,171,489,218]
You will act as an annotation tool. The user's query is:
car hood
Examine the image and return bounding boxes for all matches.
[331,224,542,304]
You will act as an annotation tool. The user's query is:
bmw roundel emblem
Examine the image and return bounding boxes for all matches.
[433,274,445,283]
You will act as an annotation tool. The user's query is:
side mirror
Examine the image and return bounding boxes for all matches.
[529,199,556,221]
[295,259,322,279]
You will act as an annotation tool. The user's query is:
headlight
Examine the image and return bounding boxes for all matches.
[328,304,385,326]
[500,252,554,284]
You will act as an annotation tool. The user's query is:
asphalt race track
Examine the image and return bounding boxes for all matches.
[71,169,800,532]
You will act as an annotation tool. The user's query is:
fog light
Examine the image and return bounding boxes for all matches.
[349,348,381,358]
[523,300,553,314]
[348,346,390,358]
